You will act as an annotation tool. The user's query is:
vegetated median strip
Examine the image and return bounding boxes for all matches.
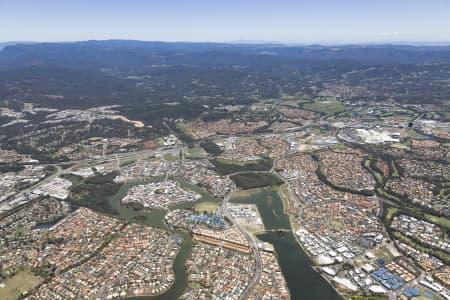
[364,159,383,183]
[389,230,450,264]
[363,158,403,204]
[365,159,450,232]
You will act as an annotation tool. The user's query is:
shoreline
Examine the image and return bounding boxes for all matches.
[276,184,347,300]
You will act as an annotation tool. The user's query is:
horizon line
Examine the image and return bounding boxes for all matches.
[1,39,450,47]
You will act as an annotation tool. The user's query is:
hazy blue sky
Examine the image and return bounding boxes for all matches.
[1,0,449,43]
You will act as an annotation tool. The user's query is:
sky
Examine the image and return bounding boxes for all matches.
[1,0,449,44]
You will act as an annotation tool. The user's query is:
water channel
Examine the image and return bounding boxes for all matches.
[230,188,342,300]
[108,180,341,300]
[107,179,214,300]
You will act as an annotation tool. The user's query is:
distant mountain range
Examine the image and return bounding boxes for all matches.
[0,40,449,109]
[0,41,36,51]
[0,40,449,71]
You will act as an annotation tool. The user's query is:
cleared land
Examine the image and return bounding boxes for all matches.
[229,189,262,201]
[303,99,346,114]
[0,271,43,300]
[186,147,208,159]
[194,201,220,213]
[163,153,179,161]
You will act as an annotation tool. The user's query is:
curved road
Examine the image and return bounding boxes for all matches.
[222,192,262,300]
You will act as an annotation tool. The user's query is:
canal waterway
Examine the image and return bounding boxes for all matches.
[107,179,213,300]
[108,179,341,299]
[230,188,342,300]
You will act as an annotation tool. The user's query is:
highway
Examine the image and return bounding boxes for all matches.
[0,145,182,214]
[3,142,267,299]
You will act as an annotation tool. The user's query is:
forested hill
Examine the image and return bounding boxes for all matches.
[0,40,449,109]
[1,40,450,71]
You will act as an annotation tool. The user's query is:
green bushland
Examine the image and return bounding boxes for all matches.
[230,172,284,189]
[363,158,403,204]
[376,187,402,203]
[211,157,273,175]
[0,164,25,173]
[438,183,450,200]
[425,214,450,229]
[364,159,381,181]
[382,200,450,231]
[119,159,136,167]
[84,172,118,184]
[173,123,195,143]
[200,141,223,156]
[384,207,399,223]
[390,160,400,177]
[382,205,450,264]
[366,158,449,232]
[69,171,123,214]
[390,231,450,264]
[316,167,375,196]
[439,188,450,198]
[60,173,83,185]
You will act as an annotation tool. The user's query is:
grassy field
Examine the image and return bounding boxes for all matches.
[303,99,346,114]
[0,271,43,300]
[277,184,298,220]
[390,142,410,150]
[424,213,450,229]
[391,231,450,263]
[332,143,348,150]
[119,159,136,167]
[243,224,265,237]
[385,207,399,222]
[194,201,220,213]
[229,188,262,201]
[372,245,396,262]
[163,153,179,161]
[186,147,207,159]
